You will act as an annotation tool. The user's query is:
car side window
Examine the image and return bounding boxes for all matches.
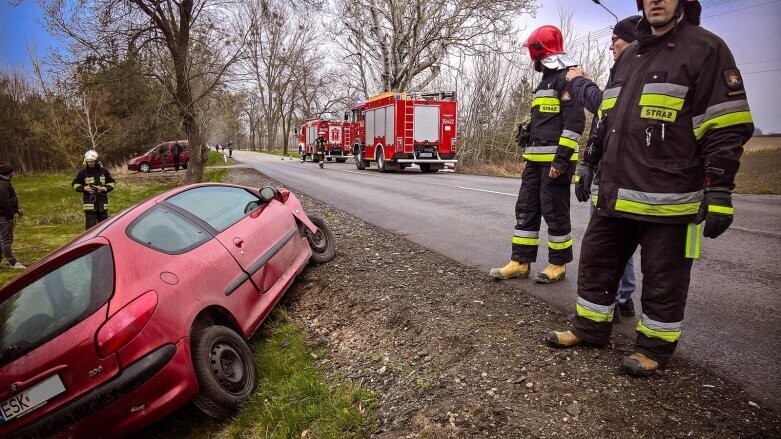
[0,245,114,367]
[127,206,209,253]
[166,186,263,232]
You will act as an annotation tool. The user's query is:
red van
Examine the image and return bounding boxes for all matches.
[128,140,191,173]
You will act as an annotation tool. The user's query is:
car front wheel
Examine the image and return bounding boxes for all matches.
[191,325,258,419]
[305,216,336,264]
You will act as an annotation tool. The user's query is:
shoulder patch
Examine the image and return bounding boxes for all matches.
[561,90,571,102]
[723,69,744,90]
[645,71,667,83]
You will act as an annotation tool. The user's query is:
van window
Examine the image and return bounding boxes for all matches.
[0,246,114,367]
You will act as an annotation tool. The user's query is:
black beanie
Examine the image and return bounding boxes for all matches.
[0,161,13,176]
[613,15,642,44]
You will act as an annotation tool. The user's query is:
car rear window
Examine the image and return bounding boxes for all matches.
[127,205,210,254]
[166,186,261,232]
[0,246,114,367]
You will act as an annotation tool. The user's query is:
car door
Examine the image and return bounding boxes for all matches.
[164,186,300,293]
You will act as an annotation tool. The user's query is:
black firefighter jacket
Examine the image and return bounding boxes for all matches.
[593,20,753,224]
[72,165,116,212]
[524,67,586,175]
[0,178,19,220]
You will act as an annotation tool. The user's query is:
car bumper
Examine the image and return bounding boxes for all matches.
[11,340,197,438]
[127,163,139,171]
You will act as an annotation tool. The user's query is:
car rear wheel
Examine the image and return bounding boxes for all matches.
[305,216,336,264]
[139,162,151,173]
[191,325,257,419]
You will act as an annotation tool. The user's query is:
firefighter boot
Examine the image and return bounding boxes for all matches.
[489,261,530,280]
[319,161,324,169]
[622,352,659,376]
[535,263,566,284]
[545,330,582,348]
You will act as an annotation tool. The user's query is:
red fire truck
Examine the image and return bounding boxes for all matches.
[297,119,351,163]
[348,91,458,173]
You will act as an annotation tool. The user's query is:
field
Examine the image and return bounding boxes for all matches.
[735,138,781,194]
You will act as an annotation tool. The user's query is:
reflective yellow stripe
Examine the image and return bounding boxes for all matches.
[523,153,556,162]
[512,236,540,246]
[532,97,560,107]
[685,223,701,259]
[574,175,580,182]
[591,194,598,205]
[570,153,579,161]
[559,137,579,150]
[639,94,685,110]
[548,239,573,250]
[576,304,613,323]
[708,205,733,215]
[636,320,681,342]
[694,111,753,140]
[73,184,83,190]
[107,182,115,188]
[615,199,701,216]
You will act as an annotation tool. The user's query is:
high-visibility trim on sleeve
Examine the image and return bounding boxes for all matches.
[692,100,752,140]
[559,137,579,150]
[708,204,733,215]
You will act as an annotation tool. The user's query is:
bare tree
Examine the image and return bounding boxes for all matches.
[334,0,536,93]
[40,0,246,183]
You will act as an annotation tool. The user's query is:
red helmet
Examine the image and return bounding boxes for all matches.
[523,25,565,61]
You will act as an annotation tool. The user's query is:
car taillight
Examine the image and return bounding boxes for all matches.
[96,291,158,358]
[277,188,291,203]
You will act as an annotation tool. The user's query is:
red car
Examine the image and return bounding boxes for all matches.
[0,183,335,438]
[127,140,191,173]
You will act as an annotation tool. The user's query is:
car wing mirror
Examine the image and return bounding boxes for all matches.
[259,186,277,203]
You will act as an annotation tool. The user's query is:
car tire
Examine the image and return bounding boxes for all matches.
[139,162,151,173]
[191,325,258,419]
[377,149,387,173]
[305,216,336,264]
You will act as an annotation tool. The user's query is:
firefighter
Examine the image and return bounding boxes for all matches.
[315,134,327,169]
[489,25,585,284]
[72,150,116,230]
[546,0,753,376]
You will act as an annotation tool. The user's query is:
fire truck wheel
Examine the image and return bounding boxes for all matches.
[305,216,336,264]
[356,152,366,170]
[376,149,387,173]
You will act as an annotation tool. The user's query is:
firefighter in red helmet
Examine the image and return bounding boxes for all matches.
[490,25,585,284]
[546,0,753,376]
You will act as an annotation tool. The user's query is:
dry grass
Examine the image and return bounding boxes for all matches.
[456,160,524,178]
[744,136,781,153]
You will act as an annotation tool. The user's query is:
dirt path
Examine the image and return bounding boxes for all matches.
[228,168,780,438]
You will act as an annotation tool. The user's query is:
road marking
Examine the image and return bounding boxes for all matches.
[455,186,516,197]
[730,226,781,238]
[341,170,374,176]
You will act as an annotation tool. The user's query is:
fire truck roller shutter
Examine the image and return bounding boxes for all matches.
[375,107,386,147]
[414,105,440,143]
[366,109,375,146]
[385,105,394,149]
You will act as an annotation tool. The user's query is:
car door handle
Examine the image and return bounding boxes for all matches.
[233,237,244,248]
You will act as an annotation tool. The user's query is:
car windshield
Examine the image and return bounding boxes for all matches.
[166,186,262,232]
[0,246,114,367]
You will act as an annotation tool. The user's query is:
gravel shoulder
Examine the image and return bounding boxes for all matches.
[228,167,781,438]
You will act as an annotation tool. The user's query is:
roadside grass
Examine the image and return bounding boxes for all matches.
[249,148,301,159]
[734,148,781,195]
[1,171,378,438]
[207,150,230,166]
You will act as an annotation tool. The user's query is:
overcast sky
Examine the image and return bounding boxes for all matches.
[1,0,779,131]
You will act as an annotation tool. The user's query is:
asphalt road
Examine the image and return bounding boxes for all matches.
[234,150,781,409]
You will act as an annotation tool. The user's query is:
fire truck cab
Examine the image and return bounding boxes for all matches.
[298,119,351,163]
[349,91,458,173]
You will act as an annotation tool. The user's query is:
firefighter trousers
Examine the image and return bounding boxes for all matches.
[572,214,693,364]
[512,163,573,265]
[85,210,109,230]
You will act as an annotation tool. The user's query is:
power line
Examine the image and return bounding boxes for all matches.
[743,68,781,75]
[703,0,780,18]
[740,59,781,66]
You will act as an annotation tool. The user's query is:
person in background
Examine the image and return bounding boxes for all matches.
[72,150,116,230]
[0,162,25,269]
[173,141,183,172]
[566,15,642,323]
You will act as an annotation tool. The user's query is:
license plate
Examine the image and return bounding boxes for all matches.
[0,375,65,424]
[419,152,433,158]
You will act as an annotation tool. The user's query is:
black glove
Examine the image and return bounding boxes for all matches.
[574,165,594,202]
[515,123,530,149]
[695,188,733,239]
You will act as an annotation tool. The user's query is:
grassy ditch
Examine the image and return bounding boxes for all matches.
[1,170,377,438]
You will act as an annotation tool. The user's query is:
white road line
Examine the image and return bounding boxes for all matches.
[455,186,517,197]
[340,170,374,176]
